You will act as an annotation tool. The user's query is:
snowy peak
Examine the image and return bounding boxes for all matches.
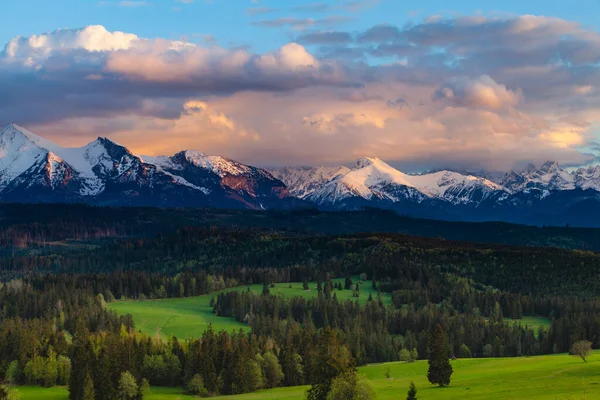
[0,123,57,151]
[354,157,382,170]
[540,160,560,173]
[0,124,53,190]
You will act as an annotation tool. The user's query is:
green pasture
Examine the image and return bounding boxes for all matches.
[18,351,600,399]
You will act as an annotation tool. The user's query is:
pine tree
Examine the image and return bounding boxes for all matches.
[406,381,417,400]
[344,275,353,290]
[427,324,453,387]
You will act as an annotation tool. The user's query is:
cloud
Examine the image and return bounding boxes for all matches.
[292,3,331,13]
[252,16,351,30]
[4,16,600,170]
[246,7,278,15]
[3,25,137,59]
[0,25,352,128]
[99,0,151,7]
[357,24,401,42]
[342,0,380,12]
[119,0,150,6]
[296,31,353,45]
[433,75,523,109]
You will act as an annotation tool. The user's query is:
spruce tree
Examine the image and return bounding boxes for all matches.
[406,381,417,400]
[427,324,453,387]
[344,275,353,290]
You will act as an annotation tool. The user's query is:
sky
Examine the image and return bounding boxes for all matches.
[2,0,600,171]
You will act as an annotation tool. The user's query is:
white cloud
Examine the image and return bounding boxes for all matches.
[3,25,137,63]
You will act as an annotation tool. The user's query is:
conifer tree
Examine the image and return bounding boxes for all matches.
[427,324,453,387]
[406,381,417,400]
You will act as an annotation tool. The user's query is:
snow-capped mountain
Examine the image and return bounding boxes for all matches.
[0,124,293,209]
[3,122,600,226]
[144,150,291,208]
[271,157,600,225]
[273,157,508,206]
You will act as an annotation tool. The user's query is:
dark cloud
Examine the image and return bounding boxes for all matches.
[357,24,401,42]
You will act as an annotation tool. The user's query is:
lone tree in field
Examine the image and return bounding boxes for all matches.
[427,324,453,387]
[571,340,593,363]
[326,371,376,400]
[406,381,417,400]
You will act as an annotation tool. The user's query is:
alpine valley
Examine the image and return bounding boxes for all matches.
[2,123,600,226]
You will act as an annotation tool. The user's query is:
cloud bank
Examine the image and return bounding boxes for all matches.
[2,16,600,170]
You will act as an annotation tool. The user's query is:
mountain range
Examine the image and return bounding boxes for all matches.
[2,123,600,226]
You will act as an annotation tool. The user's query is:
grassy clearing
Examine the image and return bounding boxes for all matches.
[18,351,600,399]
[505,316,552,337]
[108,278,389,340]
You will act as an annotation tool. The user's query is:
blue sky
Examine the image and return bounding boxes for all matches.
[2,0,600,170]
[2,0,600,53]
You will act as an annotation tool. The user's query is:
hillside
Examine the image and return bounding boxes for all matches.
[3,204,600,253]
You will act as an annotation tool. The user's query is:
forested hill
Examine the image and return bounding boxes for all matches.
[2,203,600,251]
[3,227,600,297]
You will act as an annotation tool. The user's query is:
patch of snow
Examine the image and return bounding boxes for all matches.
[182,151,252,177]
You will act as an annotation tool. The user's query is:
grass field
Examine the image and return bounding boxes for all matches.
[18,351,600,399]
[108,278,390,340]
[16,386,197,399]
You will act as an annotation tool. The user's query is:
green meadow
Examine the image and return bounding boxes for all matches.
[107,279,390,340]
[108,279,548,341]
[18,351,600,399]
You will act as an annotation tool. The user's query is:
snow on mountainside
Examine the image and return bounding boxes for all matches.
[409,170,508,204]
[144,150,289,202]
[501,161,575,193]
[573,165,600,191]
[268,165,351,198]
